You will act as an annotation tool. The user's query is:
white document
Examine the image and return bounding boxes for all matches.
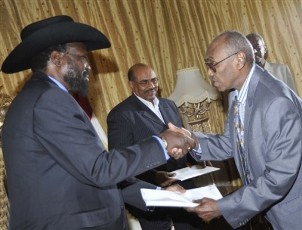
[169,165,220,181]
[141,184,223,208]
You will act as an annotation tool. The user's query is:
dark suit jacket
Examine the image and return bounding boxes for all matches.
[107,94,189,185]
[2,72,166,230]
[194,65,302,229]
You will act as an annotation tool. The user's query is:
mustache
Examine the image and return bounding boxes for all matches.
[144,88,157,93]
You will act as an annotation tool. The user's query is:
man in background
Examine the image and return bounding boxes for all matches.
[107,63,203,230]
[1,16,194,230]
[246,32,298,93]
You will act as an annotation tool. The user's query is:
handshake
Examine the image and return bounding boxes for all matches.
[159,123,196,160]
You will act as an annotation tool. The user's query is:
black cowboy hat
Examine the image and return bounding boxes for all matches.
[1,15,111,74]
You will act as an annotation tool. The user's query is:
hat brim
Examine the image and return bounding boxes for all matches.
[1,22,111,73]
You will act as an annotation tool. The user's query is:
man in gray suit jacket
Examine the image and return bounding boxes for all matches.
[183,30,302,229]
[246,32,298,94]
[1,16,195,230]
[107,63,203,230]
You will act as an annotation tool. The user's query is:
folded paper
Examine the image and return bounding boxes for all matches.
[141,184,223,207]
[169,165,220,181]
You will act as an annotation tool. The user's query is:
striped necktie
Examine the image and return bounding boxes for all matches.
[233,96,251,184]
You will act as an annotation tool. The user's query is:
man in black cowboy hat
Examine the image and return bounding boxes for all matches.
[1,15,195,230]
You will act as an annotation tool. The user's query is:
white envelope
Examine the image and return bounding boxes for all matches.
[169,165,220,181]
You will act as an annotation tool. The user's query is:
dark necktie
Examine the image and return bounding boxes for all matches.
[233,96,251,184]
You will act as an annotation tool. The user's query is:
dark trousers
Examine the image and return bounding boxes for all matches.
[130,179,204,230]
[128,206,204,230]
[88,210,128,230]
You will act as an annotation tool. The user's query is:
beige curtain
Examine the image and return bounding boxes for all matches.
[0,93,11,229]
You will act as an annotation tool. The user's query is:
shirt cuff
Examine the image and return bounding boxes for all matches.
[189,143,203,161]
[153,136,170,160]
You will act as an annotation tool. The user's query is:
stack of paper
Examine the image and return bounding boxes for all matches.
[169,165,220,181]
[141,184,223,207]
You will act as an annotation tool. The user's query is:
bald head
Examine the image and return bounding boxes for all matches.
[128,63,151,81]
[128,63,159,102]
[208,30,254,66]
[204,30,255,91]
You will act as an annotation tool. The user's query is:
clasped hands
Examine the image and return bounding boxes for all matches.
[159,122,195,160]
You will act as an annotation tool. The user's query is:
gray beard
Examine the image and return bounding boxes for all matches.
[64,67,89,96]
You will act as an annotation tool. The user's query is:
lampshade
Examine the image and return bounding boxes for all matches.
[168,67,219,106]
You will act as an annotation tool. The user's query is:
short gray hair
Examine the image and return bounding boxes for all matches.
[215,30,254,65]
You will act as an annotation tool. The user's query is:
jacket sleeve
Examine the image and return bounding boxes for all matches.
[33,88,167,187]
[120,177,157,210]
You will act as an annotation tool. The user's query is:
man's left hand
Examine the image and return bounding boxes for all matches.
[186,198,221,222]
[164,184,186,193]
[155,171,178,187]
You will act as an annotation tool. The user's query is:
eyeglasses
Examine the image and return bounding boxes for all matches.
[132,77,159,86]
[204,52,238,73]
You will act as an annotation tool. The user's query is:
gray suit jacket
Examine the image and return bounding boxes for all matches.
[2,72,165,230]
[265,62,298,94]
[194,65,302,229]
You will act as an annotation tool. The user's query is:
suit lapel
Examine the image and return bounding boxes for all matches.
[159,100,172,124]
[244,65,261,149]
[132,95,165,126]
[140,110,164,125]
[228,97,237,156]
